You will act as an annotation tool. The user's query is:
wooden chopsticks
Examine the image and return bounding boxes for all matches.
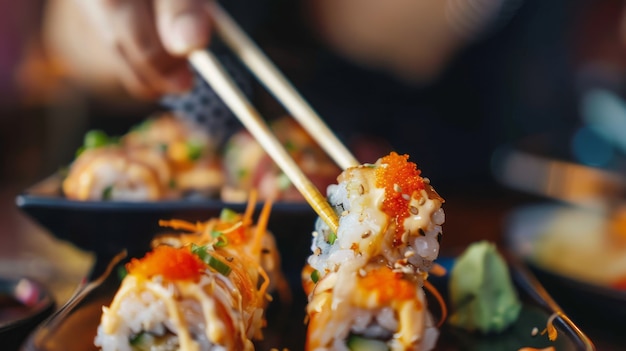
[189,50,339,233]
[188,4,366,232]
[208,2,359,170]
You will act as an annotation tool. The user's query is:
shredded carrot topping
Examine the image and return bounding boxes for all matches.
[218,220,246,245]
[158,219,202,232]
[252,197,273,257]
[424,280,447,327]
[359,267,418,304]
[242,189,258,227]
[540,312,559,341]
[375,152,425,245]
[258,265,271,300]
[127,245,205,281]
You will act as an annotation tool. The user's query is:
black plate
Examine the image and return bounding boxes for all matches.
[505,203,626,347]
[0,277,55,350]
[16,173,318,280]
[21,252,593,351]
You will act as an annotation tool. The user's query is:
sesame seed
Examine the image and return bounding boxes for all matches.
[401,231,409,243]
[409,206,419,215]
[402,194,410,200]
[359,269,367,277]
[341,210,349,217]
[531,327,539,336]
[404,250,415,258]
[312,231,318,237]
[418,197,426,206]
[361,231,371,239]
[358,184,365,195]
[393,184,402,193]
[423,177,430,184]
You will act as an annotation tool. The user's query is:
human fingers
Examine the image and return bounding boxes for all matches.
[154,0,213,55]
[78,0,193,98]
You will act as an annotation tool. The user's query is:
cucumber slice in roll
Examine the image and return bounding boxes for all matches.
[347,335,389,351]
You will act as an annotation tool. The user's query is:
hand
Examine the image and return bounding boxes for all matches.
[47,0,213,99]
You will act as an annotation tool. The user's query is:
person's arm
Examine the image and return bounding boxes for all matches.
[42,0,212,100]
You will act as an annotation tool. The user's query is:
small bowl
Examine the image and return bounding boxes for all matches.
[0,276,55,349]
[16,172,317,285]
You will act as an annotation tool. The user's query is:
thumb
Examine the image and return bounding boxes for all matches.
[155,0,212,56]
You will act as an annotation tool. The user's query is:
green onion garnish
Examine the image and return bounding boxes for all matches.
[311,269,320,284]
[237,168,248,180]
[191,243,209,261]
[76,129,121,157]
[84,129,110,149]
[219,208,238,222]
[117,265,127,281]
[186,141,203,161]
[277,173,291,190]
[75,146,86,158]
[130,119,153,133]
[327,232,337,245]
[207,255,232,276]
[284,140,296,152]
[129,332,145,346]
[213,234,228,248]
[102,185,113,200]
[211,229,228,247]
[190,244,231,276]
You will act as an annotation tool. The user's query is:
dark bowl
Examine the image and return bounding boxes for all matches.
[16,173,317,282]
[0,277,55,350]
[505,203,626,346]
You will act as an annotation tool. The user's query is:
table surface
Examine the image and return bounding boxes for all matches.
[0,182,623,351]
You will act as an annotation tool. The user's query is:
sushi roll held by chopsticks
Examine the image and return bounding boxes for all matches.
[304,152,446,351]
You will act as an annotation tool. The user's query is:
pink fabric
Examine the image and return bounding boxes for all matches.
[0,0,42,105]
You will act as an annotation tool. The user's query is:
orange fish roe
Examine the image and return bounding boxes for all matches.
[127,245,206,281]
[212,220,247,246]
[375,152,425,245]
[359,267,420,304]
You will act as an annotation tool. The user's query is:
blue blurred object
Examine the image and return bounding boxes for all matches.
[580,89,626,157]
[571,126,615,167]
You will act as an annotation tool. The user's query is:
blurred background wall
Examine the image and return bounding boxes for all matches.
[0,0,45,186]
[1,0,625,189]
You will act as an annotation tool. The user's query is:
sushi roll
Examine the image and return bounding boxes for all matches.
[303,152,445,350]
[123,113,224,197]
[305,264,439,351]
[62,145,172,201]
[221,116,340,202]
[63,113,225,201]
[95,197,285,351]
